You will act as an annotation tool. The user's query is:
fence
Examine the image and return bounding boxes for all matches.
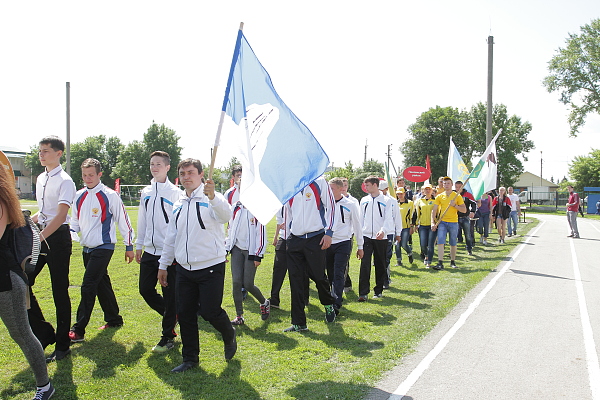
[520,190,598,213]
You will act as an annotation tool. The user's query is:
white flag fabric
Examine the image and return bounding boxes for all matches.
[468,131,501,200]
[219,27,329,225]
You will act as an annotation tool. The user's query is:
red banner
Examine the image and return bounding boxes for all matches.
[114,178,121,194]
[403,166,431,182]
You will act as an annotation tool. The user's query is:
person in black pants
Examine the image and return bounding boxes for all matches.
[28,135,76,362]
[158,159,236,373]
[69,158,135,342]
[284,177,337,332]
[135,151,183,352]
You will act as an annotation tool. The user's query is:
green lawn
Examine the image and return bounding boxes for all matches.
[1,205,538,400]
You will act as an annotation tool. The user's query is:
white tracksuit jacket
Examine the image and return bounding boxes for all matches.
[225,202,266,261]
[285,176,335,238]
[135,179,183,256]
[70,183,134,250]
[158,184,231,271]
[359,191,395,239]
[331,196,364,249]
[384,194,403,236]
[224,183,240,205]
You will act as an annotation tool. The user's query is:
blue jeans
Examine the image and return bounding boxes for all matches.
[436,221,459,246]
[507,210,519,235]
[476,212,490,238]
[418,225,436,263]
[458,217,473,252]
[394,228,412,263]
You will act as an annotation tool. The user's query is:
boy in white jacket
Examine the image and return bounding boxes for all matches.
[157,159,236,373]
[225,177,269,325]
[358,176,395,301]
[69,158,134,342]
[135,151,183,352]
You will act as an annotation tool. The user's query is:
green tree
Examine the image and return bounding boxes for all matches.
[24,145,46,179]
[400,106,470,181]
[110,141,147,185]
[112,122,183,185]
[70,135,123,188]
[325,161,355,182]
[568,148,600,192]
[543,18,600,136]
[348,159,385,200]
[143,122,182,182]
[466,102,534,187]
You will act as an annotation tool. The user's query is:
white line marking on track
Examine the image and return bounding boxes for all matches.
[570,237,600,399]
[388,220,547,400]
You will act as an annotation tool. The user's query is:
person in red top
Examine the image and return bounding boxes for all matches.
[566,185,580,238]
[492,187,512,244]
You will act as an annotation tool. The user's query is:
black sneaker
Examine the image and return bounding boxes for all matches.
[152,337,175,353]
[34,381,55,400]
[260,298,271,320]
[408,253,414,264]
[420,253,425,261]
[324,305,336,323]
[450,260,457,269]
[432,261,444,270]
[283,324,308,332]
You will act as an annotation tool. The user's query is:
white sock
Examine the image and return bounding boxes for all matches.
[37,382,51,391]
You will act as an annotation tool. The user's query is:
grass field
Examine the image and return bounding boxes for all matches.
[0,205,538,400]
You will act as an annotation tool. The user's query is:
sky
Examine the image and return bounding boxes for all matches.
[2,0,600,184]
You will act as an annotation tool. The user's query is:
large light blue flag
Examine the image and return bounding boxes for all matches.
[219,27,329,224]
[447,138,473,194]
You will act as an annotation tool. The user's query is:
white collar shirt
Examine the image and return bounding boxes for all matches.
[36,165,77,227]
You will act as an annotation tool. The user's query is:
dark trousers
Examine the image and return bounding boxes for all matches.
[458,217,474,252]
[287,233,335,326]
[27,225,72,351]
[139,252,177,338]
[325,240,352,310]
[72,249,122,336]
[176,262,234,364]
[359,237,388,296]
[270,238,288,307]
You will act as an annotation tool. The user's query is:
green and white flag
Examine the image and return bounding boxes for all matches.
[469,131,501,200]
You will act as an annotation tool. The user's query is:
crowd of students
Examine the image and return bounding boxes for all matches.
[1,135,525,399]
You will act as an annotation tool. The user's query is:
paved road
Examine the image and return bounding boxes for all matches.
[368,214,600,400]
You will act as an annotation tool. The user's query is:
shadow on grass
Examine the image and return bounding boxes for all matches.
[1,350,79,400]
[148,358,262,400]
[289,380,392,400]
[74,326,145,379]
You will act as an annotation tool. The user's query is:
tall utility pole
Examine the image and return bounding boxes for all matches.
[66,82,71,175]
[540,151,543,186]
[364,139,368,163]
[486,36,494,146]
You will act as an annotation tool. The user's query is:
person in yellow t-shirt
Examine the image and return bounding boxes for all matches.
[431,177,466,270]
[413,183,436,268]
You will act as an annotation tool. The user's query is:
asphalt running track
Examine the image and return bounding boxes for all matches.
[367,214,600,400]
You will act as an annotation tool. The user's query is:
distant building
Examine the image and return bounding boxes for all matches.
[513,171,560,204]
[513,171,559,192]
[0,145,32,196]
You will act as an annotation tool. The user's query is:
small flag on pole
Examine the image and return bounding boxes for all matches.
[447,138,473,194]
[385,162,396,199]
[468,131,500,200]
[218,24,329,224]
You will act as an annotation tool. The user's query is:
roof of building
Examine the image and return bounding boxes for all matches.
[514,171,559,188]
[0,145,27,157]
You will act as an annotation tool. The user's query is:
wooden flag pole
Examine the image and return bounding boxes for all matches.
[208,21,244,180]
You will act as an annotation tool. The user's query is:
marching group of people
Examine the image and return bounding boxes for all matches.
[1,135,530,399]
